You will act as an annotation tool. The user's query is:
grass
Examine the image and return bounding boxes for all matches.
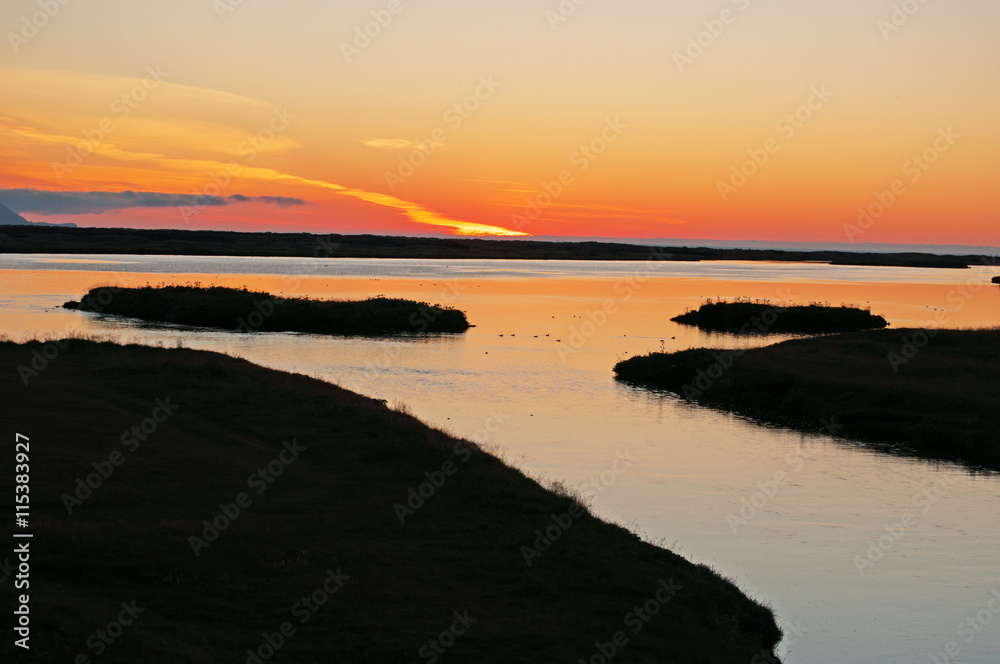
[614,328,1000,471]
[63,285,470,335]
[671,299,888,334]
[0,340,781,663]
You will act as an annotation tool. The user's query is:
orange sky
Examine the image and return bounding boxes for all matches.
[1,0,998,245]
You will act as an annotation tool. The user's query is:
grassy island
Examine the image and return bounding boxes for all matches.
[63,285,470,335]
[671,300,888,335]
[614,328,1000,471]
[0,340,781,662]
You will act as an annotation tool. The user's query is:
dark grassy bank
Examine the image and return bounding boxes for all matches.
[63,285,470,335]
[0,224,984,268]
[614,329,1000,471]
[0,340,781,662]
[671,300,888,334]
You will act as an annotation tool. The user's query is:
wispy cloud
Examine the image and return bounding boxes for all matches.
[0,69,527,237]
[360,138,446,150]
[0,188,305,216]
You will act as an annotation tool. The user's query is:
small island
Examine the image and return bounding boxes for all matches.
[0,340,783,662]
[993,276,1000,284]
[671,299,888,334]
[63,285,470,335]
[614,328,1000,471]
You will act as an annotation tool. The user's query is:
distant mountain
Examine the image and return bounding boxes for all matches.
[0,199,76,227]
[0,200,30,225]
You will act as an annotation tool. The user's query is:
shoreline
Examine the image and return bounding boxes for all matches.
[0,225,990,269]
[614,328,1000,472]
[0,339,782,662]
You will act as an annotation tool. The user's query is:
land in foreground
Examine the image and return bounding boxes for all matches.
[63,285,470,335]
[0,225,983,268]
[0,340,781,663]
[614,329,1000,472]
[671,300,888,334]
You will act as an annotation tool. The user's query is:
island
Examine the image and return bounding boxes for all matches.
[671,300,888,335]
[63,285,470,335]
[614,328,1000,471]
[993,276,1000,284]
[0,339,782,662]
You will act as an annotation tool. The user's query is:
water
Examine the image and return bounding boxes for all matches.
[2,253,999,663]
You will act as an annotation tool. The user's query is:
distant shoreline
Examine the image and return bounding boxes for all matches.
[0,225,992,269]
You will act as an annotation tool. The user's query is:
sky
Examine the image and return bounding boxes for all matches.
[1,0,997,245]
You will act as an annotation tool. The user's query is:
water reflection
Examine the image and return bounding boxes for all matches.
[1,255,998,664]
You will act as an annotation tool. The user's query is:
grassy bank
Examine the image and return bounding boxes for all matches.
[671,300,888,334]
[614,328,1000,471]
[0,224,983,268]
[64,285,470,335]
[0,340,781,663]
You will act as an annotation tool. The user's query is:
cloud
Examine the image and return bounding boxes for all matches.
[0,189,305,216]
[360,138,446,150]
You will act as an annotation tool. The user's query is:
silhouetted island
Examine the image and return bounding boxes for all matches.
[993,276,1000,284]
[0,339,782,662]
[63,285,470,335]
[614,328,1000,471]
[671,300,888,334]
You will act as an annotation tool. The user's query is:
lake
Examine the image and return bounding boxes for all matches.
[2,253,999,663]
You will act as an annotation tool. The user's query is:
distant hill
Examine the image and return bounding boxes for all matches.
[0,199,76,227]
[0,200,30,225]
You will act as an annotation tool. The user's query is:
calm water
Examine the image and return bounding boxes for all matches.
[2,254,999,663]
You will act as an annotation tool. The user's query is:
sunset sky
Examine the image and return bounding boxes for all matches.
[1,0,997,244]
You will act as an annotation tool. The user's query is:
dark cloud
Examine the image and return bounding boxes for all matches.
[0,189,306,216]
